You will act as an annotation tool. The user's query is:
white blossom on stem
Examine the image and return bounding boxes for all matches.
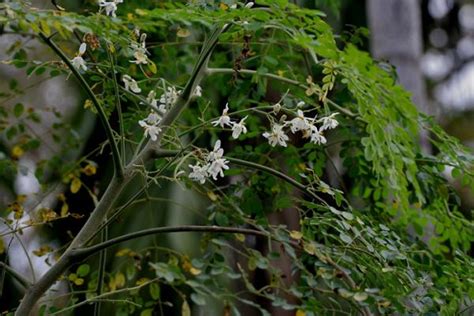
[231,116,248,139]
[319,112,339,131]
[309,126,327,145]
[99,0,122,17]
[207,139,224,162]
[122,75,141,93]
[188,163,208,184]
[263,123,289,147]
[212,103,233,128]
[130,33,149,64]
[71,43,87,71]
[207,158,229,180]
[138,112,161,141]
[146,90,158,108]
[206,140,229,180]
[193,85,202,98]
[159,86,180,109]
[288,110,312,134]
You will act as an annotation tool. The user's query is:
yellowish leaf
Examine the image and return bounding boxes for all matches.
[11,145,24,159]
[136,277,150,286]
[290,230,303,240]
[181,299,191,316]
[33,245,53,257]
[234,233,245,242]
[207,191,218,201]
[189,267,201,276]
[74,278,84,286]
[40,208,58,222]
[177,28,190,38]
[147,61,157,74]
[61,202,69,216]
[115,272,126,288]
[83,99,93,109]
[296,310,306,316]
[70,177,81,194]
[116,248,131,257]
[61,202,69,217]
[81,163,97,176]
[219,3,229,10]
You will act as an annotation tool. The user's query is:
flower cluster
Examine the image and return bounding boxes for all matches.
[99,0,123,17]
[211,103,248,139]
[137,85,202,141]
[188,140,229,184]
[71,43,87,72]
[262,104,339,147]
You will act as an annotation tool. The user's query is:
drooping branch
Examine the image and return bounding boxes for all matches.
[39,32,124,177]
[72,225,270,259]
[206,67,356,117]
[150,149,328,206]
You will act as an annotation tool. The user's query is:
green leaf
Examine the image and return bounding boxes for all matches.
[149,282,160,300]
[190,292,206,306]
[14,103,24,118]
[76,264,90,277]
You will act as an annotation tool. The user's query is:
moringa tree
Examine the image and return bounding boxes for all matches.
[0,1,473,315]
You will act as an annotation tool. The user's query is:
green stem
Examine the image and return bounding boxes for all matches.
[39,33,124,177]
[106,43,126,166]
[206,67,356,117]
[226,157,327,205]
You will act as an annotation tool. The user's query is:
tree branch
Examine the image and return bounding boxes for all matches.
[72,225,270,259]
[0,261,31,288]
[39,32,124,177]
[206,67,356,117]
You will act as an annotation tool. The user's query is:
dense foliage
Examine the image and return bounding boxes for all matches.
[0,1,473,315]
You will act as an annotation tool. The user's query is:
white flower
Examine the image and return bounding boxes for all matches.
[207,139,224,162]
[146,90,158,108]
[142,112,161,125]
[193,85,202,98]
[296,101,305,108]
[188,163,208,184]
[263,123,289,147]
[71,43,87,71]
[207,158,229,180]
[319,113,339,131]
[122,75,141,93]
[231,116,248,139]
[138,111,161,141]
[212,103,233,128]
[309,126,327,145]
[131,46,148,64]
[288,110,312,134]
[272,102,281,114]
[138,122,161,141]
[130,33,149,64]
[99,0,121,17]
[71,56,87,71]
[159,86,180,108]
